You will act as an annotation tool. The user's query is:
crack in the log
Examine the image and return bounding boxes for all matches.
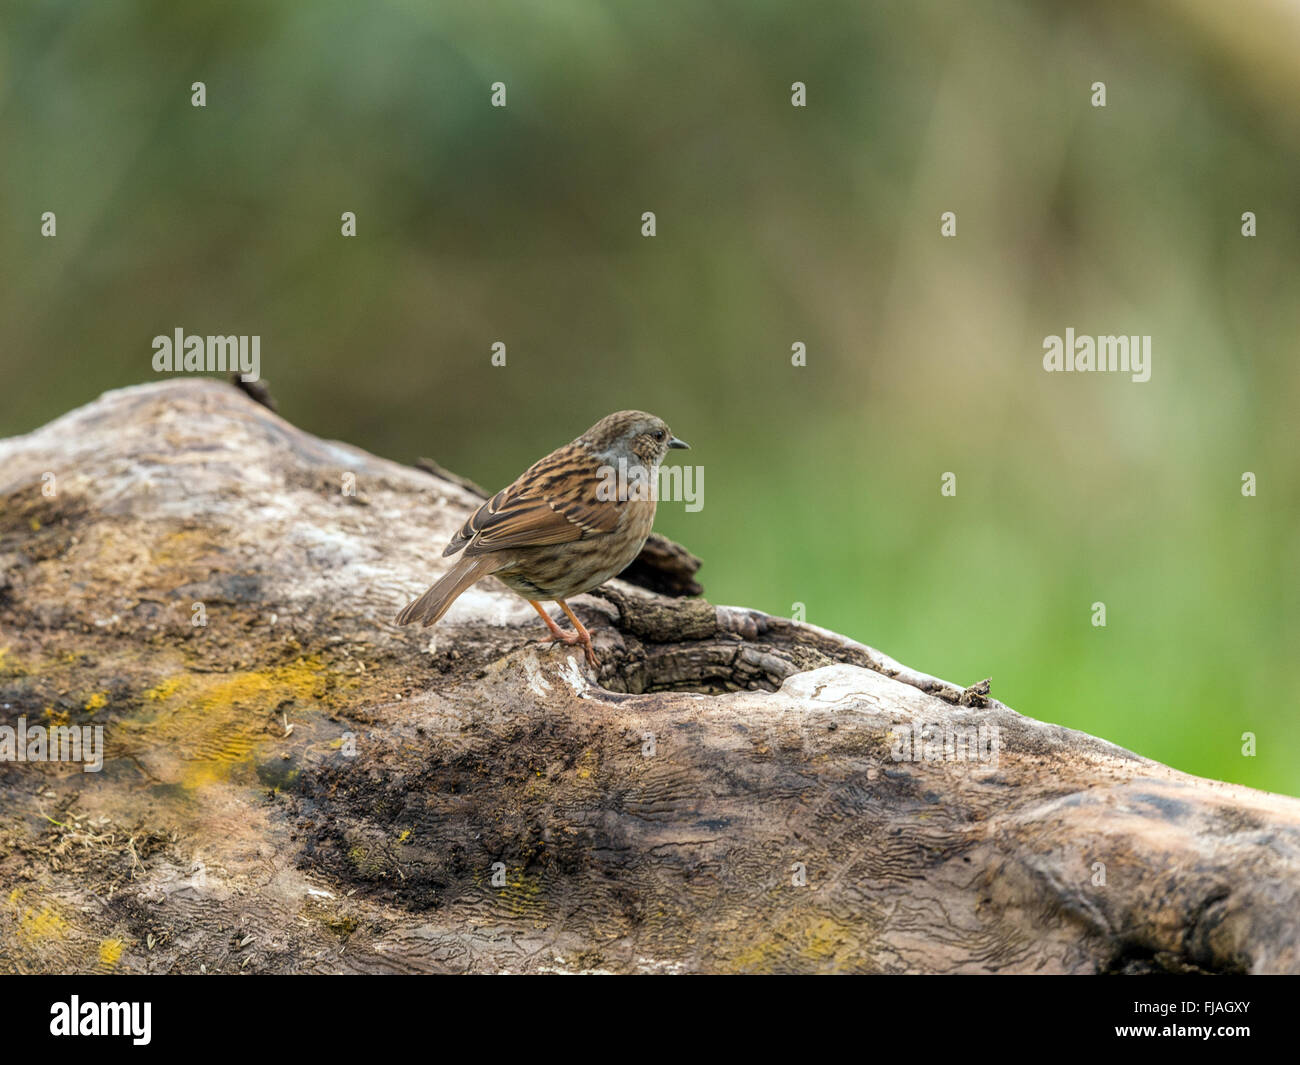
[586,586,981,703]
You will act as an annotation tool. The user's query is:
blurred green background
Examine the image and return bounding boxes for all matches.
[2,1,1297,793]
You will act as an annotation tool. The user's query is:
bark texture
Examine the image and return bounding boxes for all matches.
[1,380,1297,974]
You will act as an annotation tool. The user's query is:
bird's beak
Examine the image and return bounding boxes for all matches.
[668,437,690,450]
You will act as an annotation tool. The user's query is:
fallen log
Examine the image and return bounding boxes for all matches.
[1,379,1296,974]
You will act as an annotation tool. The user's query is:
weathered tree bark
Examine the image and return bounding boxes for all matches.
[1,380,1297,974]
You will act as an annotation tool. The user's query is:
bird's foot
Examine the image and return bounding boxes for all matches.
[543,628,599,668]
[529,599,600,669]
[556,599,600,669]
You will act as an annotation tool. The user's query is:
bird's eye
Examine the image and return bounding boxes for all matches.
[653,429,665,441]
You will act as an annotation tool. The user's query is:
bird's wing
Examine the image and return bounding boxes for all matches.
[443,447,621,557]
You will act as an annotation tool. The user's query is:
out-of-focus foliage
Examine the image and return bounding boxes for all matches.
[2,1,1297,792]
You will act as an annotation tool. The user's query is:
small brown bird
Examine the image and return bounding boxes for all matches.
[396,410,689,667]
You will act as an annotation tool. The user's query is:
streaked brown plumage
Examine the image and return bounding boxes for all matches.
[395,410,689,667]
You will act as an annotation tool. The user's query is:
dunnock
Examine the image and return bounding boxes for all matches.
[396,410,689,667]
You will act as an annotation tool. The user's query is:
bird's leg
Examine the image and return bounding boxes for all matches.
[528,599,582,645]
[557,599,599,668]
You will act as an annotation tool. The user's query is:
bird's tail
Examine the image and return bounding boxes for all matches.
[395,554,507,628]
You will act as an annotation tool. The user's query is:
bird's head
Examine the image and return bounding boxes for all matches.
[582,410,689,467]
